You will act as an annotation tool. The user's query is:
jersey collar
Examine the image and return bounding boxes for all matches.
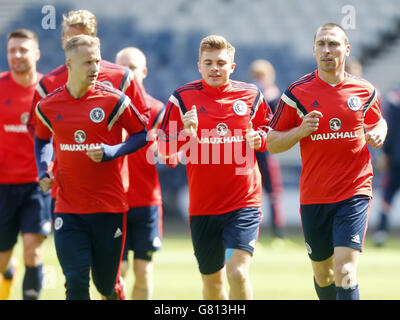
[64,83,96,101]
[315,69,348,89]
[201,79,232,96]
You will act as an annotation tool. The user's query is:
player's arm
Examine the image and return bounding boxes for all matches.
[246,93,273,151]
[34,103,54,191]
[87,97,148,163]
[364,90,388,149]
[87,130,147,163]
[267,95,323,153]
[156,97,188,167]
[364,118,387,149]
[27,84,47,138]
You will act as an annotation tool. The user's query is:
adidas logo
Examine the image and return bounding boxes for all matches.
[55,113,64,121]
[114,228,123,238]
[248,239,256,248]
[351,234,360,244]
[198,106,208,114]
[310,100,321,108]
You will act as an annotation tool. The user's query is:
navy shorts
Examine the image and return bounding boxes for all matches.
[122,205,162,262]
[54,212,126,299]
[300,195,371,262]
[190,207,261,275]
[0,183,52,251]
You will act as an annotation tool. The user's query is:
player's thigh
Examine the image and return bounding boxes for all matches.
[332,195,370,252]
[222,207,261,255]
[20,183,52,238]
[225,249,252,280]
[0,184,20,252]
[190,214,225,275]
[127,206,162,257]
[90,212,125,296]
[300,203,334,262]
[53,213,92,278]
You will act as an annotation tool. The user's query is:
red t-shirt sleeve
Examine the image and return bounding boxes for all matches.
[124,77,150,126]
[364,89,382,125]
[35,103,53,140]
[115,98,147,135]
[156,99,188,163]
[270,97,302,131]
[251,93,273,151]
[27,88,45,137]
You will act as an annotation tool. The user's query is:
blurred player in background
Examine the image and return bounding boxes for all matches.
[250,59,285,239]
[343,58,399,248]
[158,35,272,300]
[0,29,51,300]
[27,9,149,218]
[267,23,387,300]
[344,56,363,77]
[373,85,400,246]
[34,35,147,300]
[115,47,167,299]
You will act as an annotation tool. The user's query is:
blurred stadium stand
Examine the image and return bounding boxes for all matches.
[1,0,399,227]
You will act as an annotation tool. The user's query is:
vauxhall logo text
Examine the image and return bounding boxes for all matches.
[310,131,359,141]
[59,143,101,151]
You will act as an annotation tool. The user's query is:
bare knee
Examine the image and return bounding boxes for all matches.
[333,247,359,288]
[134,260,153,284]
[226,266,248,286]
[312,256,335,287]
[334,262,357,288]
[314,268,335,287]
[23,234,44,266]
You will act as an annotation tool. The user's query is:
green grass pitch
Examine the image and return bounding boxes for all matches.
[7,229,400,300]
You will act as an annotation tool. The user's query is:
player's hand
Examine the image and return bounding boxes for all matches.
[245,121,262,150]
[365,131,385,149]
[299,111,323,138]
[86,145,104,162]
[39,173,54,192]
[182,105,198,136]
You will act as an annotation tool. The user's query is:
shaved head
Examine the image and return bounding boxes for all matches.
[115,47,147,85]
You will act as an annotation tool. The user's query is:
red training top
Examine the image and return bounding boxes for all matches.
[158,79,272,216]
[270,70,382,205]
[126,90,165,208]
[35,83,146,213]
[0,71,42,183]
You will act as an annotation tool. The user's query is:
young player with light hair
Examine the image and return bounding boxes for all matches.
[34,35,148,300]
[158,35,272,300]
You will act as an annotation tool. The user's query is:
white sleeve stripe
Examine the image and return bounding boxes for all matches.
[121,70,134,93]
[169,94,180,107]
[281,92,297,109]
[364,91,378,114]
[281,92,305,119]
[36,83,47,98]
[250,94,263,120]
[35,104,54,134]
[107,96,131,131]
